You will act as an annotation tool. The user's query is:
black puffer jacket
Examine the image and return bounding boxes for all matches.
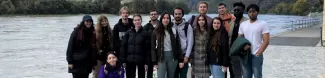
[120,27,150,64]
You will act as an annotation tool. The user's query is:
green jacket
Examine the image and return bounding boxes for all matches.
[229,36,251,65]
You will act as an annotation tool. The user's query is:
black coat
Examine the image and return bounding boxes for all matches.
[151,25,183,65]
[113,18,134,59]
[143,21,159,62]
[97,26,114,62]
[143,21,159,33]
[66,26,97,73]
[120,27,150,64]
[207,31,230,66]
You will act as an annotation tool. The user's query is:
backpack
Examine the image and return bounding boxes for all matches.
[184,15,196,37]
[182,22,190,37]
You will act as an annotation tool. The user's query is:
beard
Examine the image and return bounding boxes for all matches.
[175,17,182,21]
[250,16,257,20]
[151,18,157,21]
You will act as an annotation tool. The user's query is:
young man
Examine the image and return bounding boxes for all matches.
[238,4,270,78]
[188,1,212,27]
[173,7,194,78]
[113,7,134,64]
[143,9,159,78]
[218,3,236,32]
[144,9,159,33]
[228,2,249,78]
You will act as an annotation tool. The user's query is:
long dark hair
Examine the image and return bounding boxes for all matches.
[210,17,226,34]
[209,17,226,52]
[76,18,94,44]
[195,14,208,35]
[154,12,172,40]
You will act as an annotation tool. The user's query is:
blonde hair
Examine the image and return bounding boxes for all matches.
[119,6,130,14]
[95,15,113,50]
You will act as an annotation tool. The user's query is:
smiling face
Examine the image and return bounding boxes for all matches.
[107,54,117,66]
[100,19,108,27]
[198,3,208,14]
[84,20,93,28]
[218,5,227,15]
[198,16,205,27]
[150,11,158,21]
[212,19,221,30]
[133,16,142,28]
[173,9,183,22]
[162,14,170,26]
[120,10,129,20]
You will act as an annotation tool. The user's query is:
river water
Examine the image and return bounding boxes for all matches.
[0,14,318,78]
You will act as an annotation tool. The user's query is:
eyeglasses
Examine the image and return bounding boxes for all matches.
[150,14,157,16]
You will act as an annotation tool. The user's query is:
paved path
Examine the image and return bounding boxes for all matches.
[185,45,325,78]
[270,24,322,46]
[263,45,325,78]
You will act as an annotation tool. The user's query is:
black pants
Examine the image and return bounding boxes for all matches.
[72,73,89,78]
[147,62,153,78]
[126,62,145,78]
[229,56,243,78]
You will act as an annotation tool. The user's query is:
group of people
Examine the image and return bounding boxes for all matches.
[66,1,270,78]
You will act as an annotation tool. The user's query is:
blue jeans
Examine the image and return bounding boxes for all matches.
[210,65,225,78]
[242,54,263,78]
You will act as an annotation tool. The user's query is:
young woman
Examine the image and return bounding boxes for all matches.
[191,15,211,78]
[120,14,149,78]
[151,12,183,78]
[66,15,97,78]
[98,53,125,78]
[93,15,114,78]
[207,17,230,78]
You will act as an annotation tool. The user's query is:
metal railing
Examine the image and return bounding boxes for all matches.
[290,18,322,30]
[321,27,324,47]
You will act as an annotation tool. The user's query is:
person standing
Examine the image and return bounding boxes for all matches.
[66,15,97,78]
[228,2,248,78]
[151,12,183,78]
[113,7,134,61]
[207,17,230,78]
[172,7,194,78]
[191,15,210,78]
[93,15,115,78]
[188,1,213,27]
[144,9,159,33]
[238,4,270,78]
[218,3,236,32]
[143,9,159,78]
[120,14,150,78]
